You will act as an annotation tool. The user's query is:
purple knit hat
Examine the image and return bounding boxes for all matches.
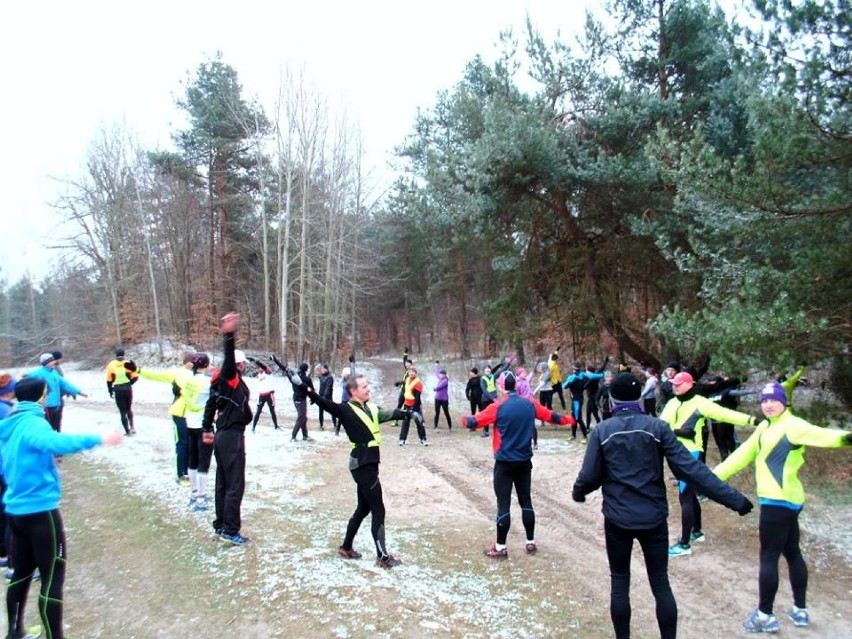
[759,381,787,406]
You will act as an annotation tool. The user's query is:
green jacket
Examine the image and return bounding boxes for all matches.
[659,392,755,454]
[781,365,806,408]
[140,367,206,418]
[714,410,848,507]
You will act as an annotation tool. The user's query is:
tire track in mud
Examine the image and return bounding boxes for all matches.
[419,454,495,521]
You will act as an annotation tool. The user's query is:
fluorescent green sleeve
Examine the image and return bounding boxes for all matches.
[714,426,762,480]
[787,416,849,448]
[139,369,179,384]
[697,396,754,427]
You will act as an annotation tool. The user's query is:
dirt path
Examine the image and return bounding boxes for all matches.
[49,357,852,638]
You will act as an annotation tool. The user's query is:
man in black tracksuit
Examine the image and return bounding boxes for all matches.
[572,373,753,639]
[289,371,408,568]
[202,313,253,545]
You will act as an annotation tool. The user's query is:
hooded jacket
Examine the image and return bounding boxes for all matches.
[26,365,82,409]
[0,401,103,515]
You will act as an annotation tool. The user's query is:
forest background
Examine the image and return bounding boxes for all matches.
[1,0,849,406]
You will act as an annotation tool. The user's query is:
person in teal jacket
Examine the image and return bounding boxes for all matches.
[0,377,122,639]
[26,353,88,432]
[714,380,852,634]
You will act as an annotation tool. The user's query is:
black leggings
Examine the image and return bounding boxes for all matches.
[539,390,553,411]
[552,384,566,410]
[187,429,213,473]
[434,400,451,429]
[758,505,808,614]
[711,421,738,461]
[399,408,426,442]
[253,393,278,429]
[585,392,601,426]
[318,397,337,430]
[113,386,134,434]
[493,460,534,544]
[7,510,67,639]
[678,480,702,545]
[604,518,677,639]
[343,464,388,559]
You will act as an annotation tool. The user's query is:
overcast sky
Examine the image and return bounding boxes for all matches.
[1,0,745,283]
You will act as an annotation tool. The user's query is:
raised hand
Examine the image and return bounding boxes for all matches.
[220,312,241,334]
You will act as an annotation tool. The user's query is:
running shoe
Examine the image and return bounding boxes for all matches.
[481,431,490,438]
[420,439,429,446]
[303,436,315,442]
[689,531,706,544]
[668,543,692,557]
[398,440,406,446]
[221,532,250,546]
[338,547,362,560]
[376,554,402,568]
[742,609,780,633]
[525,542,537,555]
[177,476,191,488]
[787,606,809,627]
[483,545,508,559]
[193,496,209,512]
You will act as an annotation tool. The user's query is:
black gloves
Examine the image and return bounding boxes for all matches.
[348,355,355,363]
[737,497,754,516]
[107,382,114,399]
[751,412,765,427]
[124,360,138,373]
[572,489,586,503]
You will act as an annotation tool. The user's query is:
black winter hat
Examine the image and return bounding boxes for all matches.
[299,362,309,373]
[609,373,642,402]
[115,348,125,358]
[15,377,46,403]
[503,372,516,391]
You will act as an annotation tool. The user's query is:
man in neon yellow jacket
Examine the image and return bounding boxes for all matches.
[659,371,759,558]
[714,380,851,633]
[135,353,209,486]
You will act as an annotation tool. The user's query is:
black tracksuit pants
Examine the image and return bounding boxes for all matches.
[213,429,246,535]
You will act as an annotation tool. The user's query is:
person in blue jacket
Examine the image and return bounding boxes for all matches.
[0,376,122,639]
[25,353,88,432]
[563,360,607,442]
[0,373,17,570]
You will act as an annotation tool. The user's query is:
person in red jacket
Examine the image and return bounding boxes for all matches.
[463,373,575,558]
